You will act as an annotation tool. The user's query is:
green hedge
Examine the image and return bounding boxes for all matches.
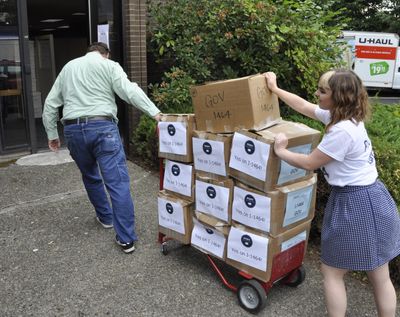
[131,68,195,168]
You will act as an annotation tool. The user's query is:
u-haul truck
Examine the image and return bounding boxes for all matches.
[340,31,400,90]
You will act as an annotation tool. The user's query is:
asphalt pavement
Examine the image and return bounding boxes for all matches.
[0,150,399,317]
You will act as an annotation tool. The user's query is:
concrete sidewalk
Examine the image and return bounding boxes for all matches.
[0,152,398,316]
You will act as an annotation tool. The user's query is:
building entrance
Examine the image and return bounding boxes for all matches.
[0,0,124,156]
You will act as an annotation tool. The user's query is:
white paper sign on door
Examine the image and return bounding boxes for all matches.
[229,133,270,181]
[195,180,230,222]
[232,186,272,232]
[158,122,187,155]
[163,160,192,197]
[193,138,226,176]
[191,219,226,258]
[227,226,268,271]
[283,185,313,227]
[157,197,185,234]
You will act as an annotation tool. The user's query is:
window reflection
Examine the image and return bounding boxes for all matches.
[0,0,17,26]
[0,0,28,150]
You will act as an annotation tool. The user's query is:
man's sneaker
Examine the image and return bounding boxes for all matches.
[115,236,135,254]
[96,217,113,229]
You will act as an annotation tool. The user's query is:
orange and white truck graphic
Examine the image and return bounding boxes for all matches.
[340,31,400,90]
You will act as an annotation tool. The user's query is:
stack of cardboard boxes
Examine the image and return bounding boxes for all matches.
[157,74,321,282]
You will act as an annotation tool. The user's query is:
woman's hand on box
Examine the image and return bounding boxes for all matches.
[274,133,288,154]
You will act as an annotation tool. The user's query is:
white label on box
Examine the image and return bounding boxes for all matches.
[277,144,312,184]
[158,121,187,155]
[281,230,307,252]
[163,160,192,197]
[227,226,268,271]
[232,186,271,232]
[157,197,185,234]
[195,180,230,222]
[283,185,313,227]
[229,133,270,181]
[191,219,226,258]
[193,137,227,176]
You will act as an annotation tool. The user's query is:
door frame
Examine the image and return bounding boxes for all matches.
[19,0,36,153]
[0,0,35,155]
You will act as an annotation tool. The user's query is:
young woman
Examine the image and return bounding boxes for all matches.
[264,69,400,317]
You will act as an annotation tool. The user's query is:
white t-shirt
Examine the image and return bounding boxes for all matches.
[315,107,378,186]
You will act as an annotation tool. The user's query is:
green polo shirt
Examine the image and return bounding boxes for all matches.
[42,51,160,140]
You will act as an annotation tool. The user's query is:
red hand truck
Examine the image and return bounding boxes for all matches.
[157,157,307,314]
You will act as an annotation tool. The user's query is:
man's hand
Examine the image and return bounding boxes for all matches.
[48,139,61,152]
[153,112,162,122]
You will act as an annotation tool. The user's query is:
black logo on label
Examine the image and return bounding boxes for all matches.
[167,124,176,136]
[244,194,256,208]
[166,203,173,214]
[241,235,253,248]
[244,140,255,155]
[206,186,217,199]
[202,142,212,155]
[171,164,180,176]
[205,228,214,234]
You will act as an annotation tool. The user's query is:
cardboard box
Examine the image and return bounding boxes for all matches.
[163,159,195,201]
[226,220,311,282]
[190,211,231,260]
[158,190,194,244]
[158,114,196,163]
[232,174,317,236]
[229,120,320,192]
[192,131,233,178]
[195,174,234,224]
[190,74,281,133]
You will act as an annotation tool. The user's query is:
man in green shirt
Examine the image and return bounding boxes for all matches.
[43,42,161,253]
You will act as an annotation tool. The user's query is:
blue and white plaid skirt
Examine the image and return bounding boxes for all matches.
[321,180,400,271]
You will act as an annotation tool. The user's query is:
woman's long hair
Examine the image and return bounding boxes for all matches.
[320,69,370,131]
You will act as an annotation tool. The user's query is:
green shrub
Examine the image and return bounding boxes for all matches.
[131,68,195,167]
[366,104,400,206]
[148,0,345,98]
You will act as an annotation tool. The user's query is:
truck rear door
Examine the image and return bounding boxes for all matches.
[354,33,399,89]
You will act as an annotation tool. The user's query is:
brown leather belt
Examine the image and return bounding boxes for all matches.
[63,116,114,125]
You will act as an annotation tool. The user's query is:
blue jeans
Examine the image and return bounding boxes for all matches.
[64,120,137,243]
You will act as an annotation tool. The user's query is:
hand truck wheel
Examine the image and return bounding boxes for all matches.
[161,242,168,255]
[284,265,306,287]
[237,279,267,314]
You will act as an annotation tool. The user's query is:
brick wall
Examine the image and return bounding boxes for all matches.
[123,0,149,158]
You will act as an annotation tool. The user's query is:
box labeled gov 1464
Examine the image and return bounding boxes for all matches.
[190,74,281,133]
[229,120,320,192]
[158,114,196,163]
[226,220,311,282]
[158,190,194,245]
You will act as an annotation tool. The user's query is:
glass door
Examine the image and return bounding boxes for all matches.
[89,0,127,145]
[0,0,30,152]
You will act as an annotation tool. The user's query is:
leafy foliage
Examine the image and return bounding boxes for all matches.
[318,0,400,34]
[366,104,400,205]
[131,68,195,167]
[148,0,346,98]
[149,67,195,114]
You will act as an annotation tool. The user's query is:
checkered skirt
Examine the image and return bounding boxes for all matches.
[321,180,400,271]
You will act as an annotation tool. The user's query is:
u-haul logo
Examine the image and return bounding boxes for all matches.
[358,37,395,46]
[355,35,398,60]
